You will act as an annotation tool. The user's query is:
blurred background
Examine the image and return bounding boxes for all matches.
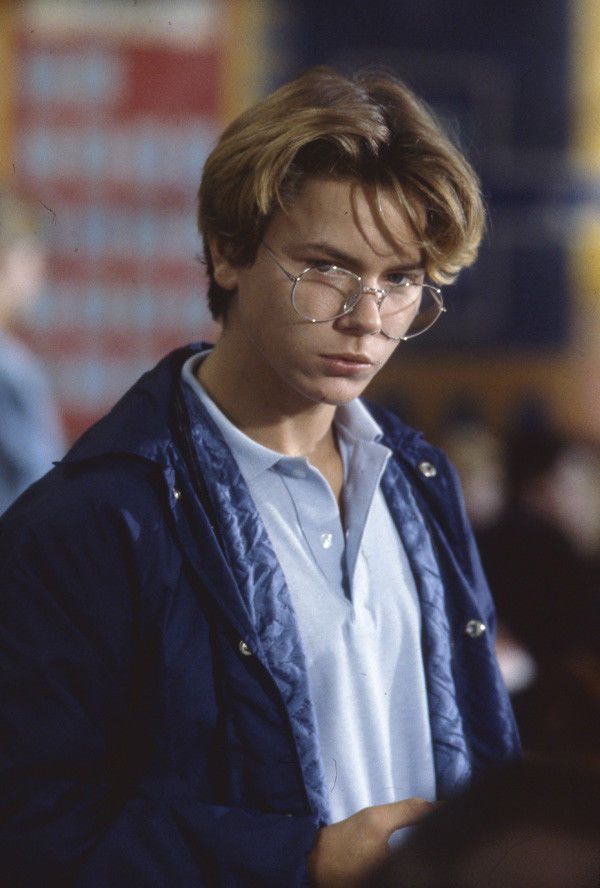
[1,0,599,441]
[0,0,598,760]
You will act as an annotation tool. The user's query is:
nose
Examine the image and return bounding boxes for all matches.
[334,288,383,336]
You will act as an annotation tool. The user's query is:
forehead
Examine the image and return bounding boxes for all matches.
[268,176,423,265]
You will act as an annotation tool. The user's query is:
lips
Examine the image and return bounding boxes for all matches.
[320,353,373,365]
[318,352,377,378]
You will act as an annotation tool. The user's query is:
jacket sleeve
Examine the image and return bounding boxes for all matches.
[0,472,319,888]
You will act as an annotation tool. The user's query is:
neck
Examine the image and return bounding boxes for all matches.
[197,334,338,459]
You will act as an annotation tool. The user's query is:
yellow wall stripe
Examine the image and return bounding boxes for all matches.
[570,0,600,310]
[572,0,600,173]
[0,2,17,181]
[220,0,271,124]
[569,0,600,436]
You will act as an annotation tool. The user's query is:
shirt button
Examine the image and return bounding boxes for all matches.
[464,619,486,638]
[238,640,253,656]
[320,532,333,549]
[292,467,306,479]
[172,487,182,500]
[418,460,437,478]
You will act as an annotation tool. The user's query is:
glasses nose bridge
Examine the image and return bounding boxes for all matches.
[356,284,387,310]
[341,283,386,335]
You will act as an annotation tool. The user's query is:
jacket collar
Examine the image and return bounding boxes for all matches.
[62,344,206,467]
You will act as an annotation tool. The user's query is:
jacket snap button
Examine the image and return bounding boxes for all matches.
[418,460,437,478]
[465,619,486,638]
[238,640,253,657]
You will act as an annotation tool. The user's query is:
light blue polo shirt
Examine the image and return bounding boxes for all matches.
[183,355,436,821]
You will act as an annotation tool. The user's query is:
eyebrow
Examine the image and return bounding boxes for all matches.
[295,240,424,272]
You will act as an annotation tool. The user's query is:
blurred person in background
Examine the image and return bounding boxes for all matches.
[440,414,539,699]
[365,758,600,888]
[476,424,600,761]
[0,187,65,514]
[0,68,520,887]
[438,414,506,534]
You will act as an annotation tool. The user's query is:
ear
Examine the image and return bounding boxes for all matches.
[209,236,240,292]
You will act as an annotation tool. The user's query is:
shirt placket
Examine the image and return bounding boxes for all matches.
[275,457,346,595]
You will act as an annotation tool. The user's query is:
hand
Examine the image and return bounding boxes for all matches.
[307,797,433,887]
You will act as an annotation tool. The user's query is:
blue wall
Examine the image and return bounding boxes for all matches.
[276,0,575,353]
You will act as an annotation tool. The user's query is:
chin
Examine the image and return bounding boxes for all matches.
[309,381,368,407]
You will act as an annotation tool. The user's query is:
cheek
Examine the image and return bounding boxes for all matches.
[241,292,309,343]
[238,300,309,363]
[238,281,292,329]
[270,326,318,366]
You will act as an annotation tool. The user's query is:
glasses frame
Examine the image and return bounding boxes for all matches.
[262,243,445,341]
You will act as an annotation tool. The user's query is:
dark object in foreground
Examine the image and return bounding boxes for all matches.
[366,759,600,888]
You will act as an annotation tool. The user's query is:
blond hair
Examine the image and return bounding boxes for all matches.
[198,66,484,320]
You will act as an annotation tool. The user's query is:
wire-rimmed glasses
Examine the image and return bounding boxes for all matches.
[262,243,445,340]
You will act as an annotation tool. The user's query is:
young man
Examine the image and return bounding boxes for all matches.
[0,68,519,887]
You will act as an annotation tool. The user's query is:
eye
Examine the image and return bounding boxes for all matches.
[309,259,337,273]
[387,271,423,287]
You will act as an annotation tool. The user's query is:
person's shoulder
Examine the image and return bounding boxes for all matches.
[0,456,179,629]
[1,453,166,560]
[0,332,48,396]
[0,343,212,557]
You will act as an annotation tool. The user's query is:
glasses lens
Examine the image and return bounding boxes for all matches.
[381,284,444,339]
[292,267,359,322]
[291,267,443,339]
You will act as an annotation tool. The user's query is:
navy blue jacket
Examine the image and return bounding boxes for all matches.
[0,346,519,887]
